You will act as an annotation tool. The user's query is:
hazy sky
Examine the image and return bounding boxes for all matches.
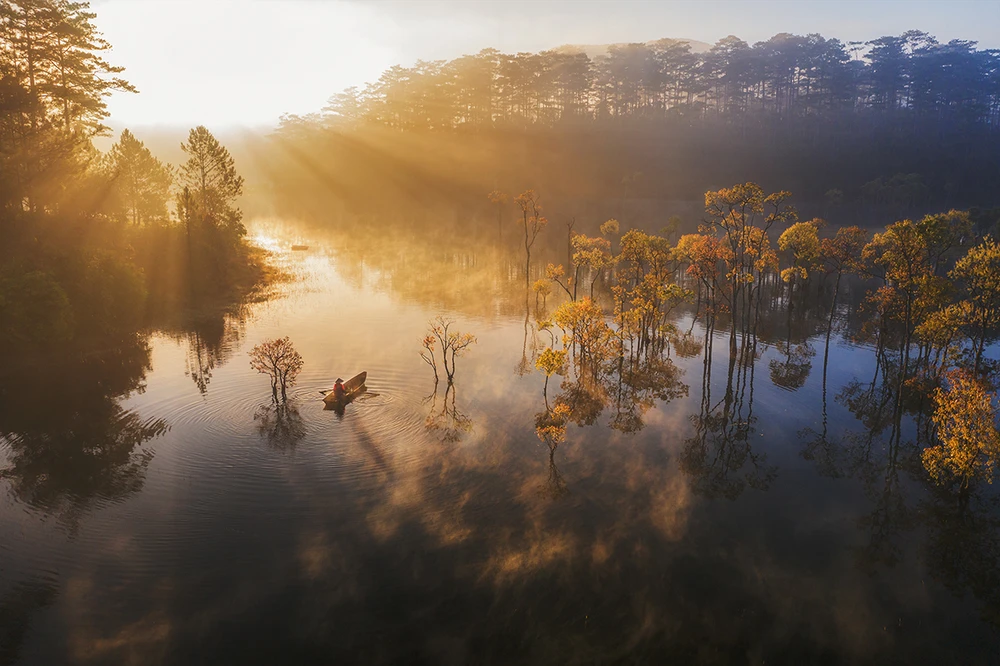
[93,0,1000,128]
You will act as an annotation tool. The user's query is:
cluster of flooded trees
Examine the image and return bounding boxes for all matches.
[478,183,1000,502]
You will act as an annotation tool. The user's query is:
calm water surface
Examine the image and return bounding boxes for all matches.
[1,220,998,665]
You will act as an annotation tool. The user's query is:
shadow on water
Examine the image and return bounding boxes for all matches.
[0,336,168,528]
[0,576,58,666]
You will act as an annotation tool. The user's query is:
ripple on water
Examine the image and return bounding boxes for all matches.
[136,365,442,506]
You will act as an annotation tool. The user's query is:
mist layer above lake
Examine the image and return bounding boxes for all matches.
[1,220,997,665]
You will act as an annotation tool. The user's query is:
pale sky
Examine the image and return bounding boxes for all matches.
[92,0,1000,128]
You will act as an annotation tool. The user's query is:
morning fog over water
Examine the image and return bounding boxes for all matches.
[4,0,1000,663]
[1,217,998,664]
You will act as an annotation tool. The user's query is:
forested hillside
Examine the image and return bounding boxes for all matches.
[265,31,1000,224]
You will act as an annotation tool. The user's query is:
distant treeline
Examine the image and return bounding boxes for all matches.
[267,31,1000,218]
[301,32,1000,129]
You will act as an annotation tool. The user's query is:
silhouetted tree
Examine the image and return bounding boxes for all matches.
[249,336,304,402]
[102,128,173,225]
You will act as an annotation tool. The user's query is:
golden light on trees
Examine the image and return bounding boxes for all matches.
[923,369,1000,495]
[102,129,174,226]
[950,236,1000,374]
[536,347,568,408]
[778,219,821,285]
[249,337,304,402]
[420,317,477,384]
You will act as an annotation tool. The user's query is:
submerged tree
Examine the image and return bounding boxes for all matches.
[862,219,933,380]
[249,336,304,402]
[778,219,821,293]
[514,189,548,287]
[819,225,868,335]
[536,346,568,409]
[532,278,551,311]
[420,317,477,384]
[923,369,1000,500]
[949,237,1000,375]
[704,183,792,353]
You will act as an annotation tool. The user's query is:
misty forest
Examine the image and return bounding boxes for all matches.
[1,1,1000,664]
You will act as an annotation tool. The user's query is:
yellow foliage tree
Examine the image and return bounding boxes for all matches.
[553,298,614,373]
[950,236,1000,374]
[536,347,568,407]
[420,317,477,384]
[778,219,821,285]
[923,369,1000,495]
[249,337,304,402]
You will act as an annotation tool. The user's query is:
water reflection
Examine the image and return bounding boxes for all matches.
[254,400,307,450]
[424,382,473,443]
[179,311,246,395]
[2,221,999,664]
[921,494,1000,628]
[769,340,815,391]
[682,322,775,500]
[0,337,167,526]
[0,576,58,666]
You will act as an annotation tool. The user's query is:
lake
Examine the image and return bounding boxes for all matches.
[1,219,998,665]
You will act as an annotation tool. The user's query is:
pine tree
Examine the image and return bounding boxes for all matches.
[103,129,172,225]
[177,126,244,235]
[0,0,135,212]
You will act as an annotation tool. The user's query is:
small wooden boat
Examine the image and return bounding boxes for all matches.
[291,244,310,251]
[321,371,367,406]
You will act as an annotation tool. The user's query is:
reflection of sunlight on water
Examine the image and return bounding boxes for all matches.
[250,232,284,254]
[9,215,1000,665]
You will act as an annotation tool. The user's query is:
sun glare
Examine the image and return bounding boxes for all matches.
[96,0,398,127]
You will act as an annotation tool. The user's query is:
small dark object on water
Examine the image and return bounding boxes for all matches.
[321,371,367,407]
[291,244,310,251]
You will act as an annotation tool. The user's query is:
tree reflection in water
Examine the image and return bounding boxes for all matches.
[799,315,843,479]
[671,329,703,359]
[769,340,815,391]
[424,382,473,444]
[180,310,245,395]
[254,400,307,451]
[682,319,775,499]
[0,336,167,526]
[534,404,569,499]
[921,493,1000,628]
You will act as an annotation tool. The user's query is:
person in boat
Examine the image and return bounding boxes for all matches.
[332,378,346,400]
